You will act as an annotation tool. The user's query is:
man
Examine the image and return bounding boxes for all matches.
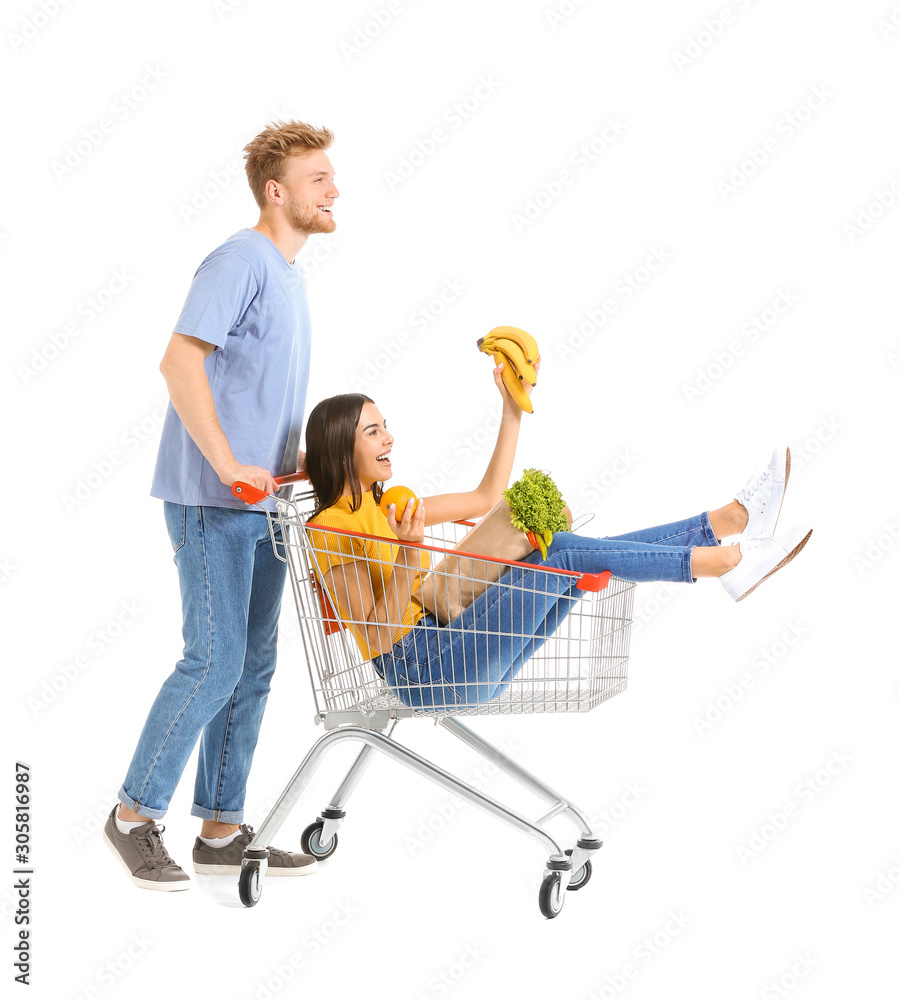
[104,120,338,890]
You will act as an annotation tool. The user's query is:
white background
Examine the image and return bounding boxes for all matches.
[5,0,899,997]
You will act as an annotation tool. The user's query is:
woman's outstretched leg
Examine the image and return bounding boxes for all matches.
[539,529,729,583]
[407,533,732,705]
[602,501,749,548]
[602,511,720,549]
[605,445,790,548]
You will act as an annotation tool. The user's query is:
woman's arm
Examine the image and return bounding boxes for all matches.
[321,498,427,655]
[423,359,537,526]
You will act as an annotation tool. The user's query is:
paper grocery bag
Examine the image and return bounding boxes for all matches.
[413,498,535,626]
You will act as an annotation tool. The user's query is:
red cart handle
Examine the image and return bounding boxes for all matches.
[232,470,308,505]
[307,522,613,593]
[233,482,611,593]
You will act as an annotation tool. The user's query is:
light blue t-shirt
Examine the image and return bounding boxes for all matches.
[151,228,311,511]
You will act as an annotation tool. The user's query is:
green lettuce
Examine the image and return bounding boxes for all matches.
[503,468,569,557]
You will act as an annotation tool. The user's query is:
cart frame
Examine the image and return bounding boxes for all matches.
[233,485,635,918]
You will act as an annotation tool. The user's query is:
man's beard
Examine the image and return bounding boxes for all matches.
[285,196,335,235]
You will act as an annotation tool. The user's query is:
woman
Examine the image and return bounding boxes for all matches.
[303,361,812,708]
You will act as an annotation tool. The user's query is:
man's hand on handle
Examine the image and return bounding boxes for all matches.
[219,463,278,495]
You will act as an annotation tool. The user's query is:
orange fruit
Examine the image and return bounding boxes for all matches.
[380,485,418,519]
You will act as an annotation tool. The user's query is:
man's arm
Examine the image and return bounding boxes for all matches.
[159,332,276,494]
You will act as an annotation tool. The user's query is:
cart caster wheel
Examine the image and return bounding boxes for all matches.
[301,820,338,860]
[239,861,263,907]
[564,849,593,892]
[538,872,565,919]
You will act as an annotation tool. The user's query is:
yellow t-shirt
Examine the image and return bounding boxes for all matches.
[305,492,427,661]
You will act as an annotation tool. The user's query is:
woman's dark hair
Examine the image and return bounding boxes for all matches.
[305,393,383,516]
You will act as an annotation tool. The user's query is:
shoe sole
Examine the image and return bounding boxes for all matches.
[103,829,191,891]
[735,527,811,602]
[770,446,791,535]
[758,445,790,537]
[193,861,318,877]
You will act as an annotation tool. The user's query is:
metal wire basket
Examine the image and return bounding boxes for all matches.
[272,492,634,725]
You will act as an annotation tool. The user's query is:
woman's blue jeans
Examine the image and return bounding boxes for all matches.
[118,503,287,821]
[373,511,718,709]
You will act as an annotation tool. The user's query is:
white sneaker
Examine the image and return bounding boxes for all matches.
[719,525,812,602]
[735,445,791,538]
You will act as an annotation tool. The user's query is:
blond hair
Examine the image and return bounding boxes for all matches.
[243,120,334,210]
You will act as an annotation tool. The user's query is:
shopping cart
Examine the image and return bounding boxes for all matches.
[231,477,635,918]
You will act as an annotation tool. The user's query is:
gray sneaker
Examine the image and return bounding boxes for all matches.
[193,824,318,877]
[103,805,190,891]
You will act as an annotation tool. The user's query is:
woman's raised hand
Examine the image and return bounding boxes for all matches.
[493,354,541,410]
[386,496,425,545]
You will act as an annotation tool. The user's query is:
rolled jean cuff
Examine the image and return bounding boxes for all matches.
[699,510,720,546]
[683,548,696,584]
[117,785,167,822]
[190,803,245,823]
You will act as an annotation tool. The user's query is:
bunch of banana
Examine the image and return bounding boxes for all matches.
[476,326,539,413]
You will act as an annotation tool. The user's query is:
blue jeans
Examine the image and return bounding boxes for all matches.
[118,503,287,821]
[373,512,718,709]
